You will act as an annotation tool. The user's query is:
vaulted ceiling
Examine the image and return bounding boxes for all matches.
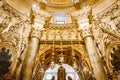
[6,0,100,15]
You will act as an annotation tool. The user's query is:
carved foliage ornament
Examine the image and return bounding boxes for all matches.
[106,42,120,76]
[30,27,43,39]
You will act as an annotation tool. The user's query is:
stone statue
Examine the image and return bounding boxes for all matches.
[51,76,55,80]
[68,76,72,80]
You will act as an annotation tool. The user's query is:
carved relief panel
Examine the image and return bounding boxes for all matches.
[40,29,81,41]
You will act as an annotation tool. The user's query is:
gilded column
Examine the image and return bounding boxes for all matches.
[71,6,108,80]
[20,7,51,80]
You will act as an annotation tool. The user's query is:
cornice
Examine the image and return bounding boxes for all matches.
[31,8,52,29]
[46,2,74,9]
[100,27,120,40]
[39,40,84,44]
[94,0,119,19]
[1,0,29,21]
[45,23,78,29]
[99,22,120,40]
[71,6,92,19]
[32,8,52,20]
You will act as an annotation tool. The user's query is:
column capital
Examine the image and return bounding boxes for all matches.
[30,7,52,29]
[29,7,51,39]
[32,7,51,19]
[30,27,43,39]
[82,27,92,38]
[71,6,92,20]
[71,6,93,38]
[71,6,92,29]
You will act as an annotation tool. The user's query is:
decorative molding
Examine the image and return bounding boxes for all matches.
[71,6,92,19]
[71,6,92,34]
[40,40,84,44]
[46,2,74,9]
[100,22,120,40]
[0,0,28,21]
[30,27,43,39]
[0,2,29,35]
[92,21,106,57]
[36,44,90,69]
[45,23,78,29]
[0,2,32,78]
[31,7,51,29]
[81,27,92,38]
[105,41,120,74]
[32,8,51,20]
[71,6,92,39]
[40,29,82,41]
[94,0,119,20]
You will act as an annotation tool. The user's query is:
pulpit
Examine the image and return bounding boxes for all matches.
[57,66,66,80]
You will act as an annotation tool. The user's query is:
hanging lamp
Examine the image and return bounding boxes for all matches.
[59,41,64,64]
[50,36,55,69]
[71,36,78,71]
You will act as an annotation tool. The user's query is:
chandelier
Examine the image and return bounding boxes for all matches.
[50,38,55,69]
[59,41,64,64]
[71,36,78,71]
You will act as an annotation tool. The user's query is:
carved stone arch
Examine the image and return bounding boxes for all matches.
[0,41,17,76]
[39,45,87,58]
[33,44,91,79]
[106,41,120,74]
[38,44,91,68]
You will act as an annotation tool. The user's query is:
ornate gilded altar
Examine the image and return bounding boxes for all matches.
[0,0,120,80]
